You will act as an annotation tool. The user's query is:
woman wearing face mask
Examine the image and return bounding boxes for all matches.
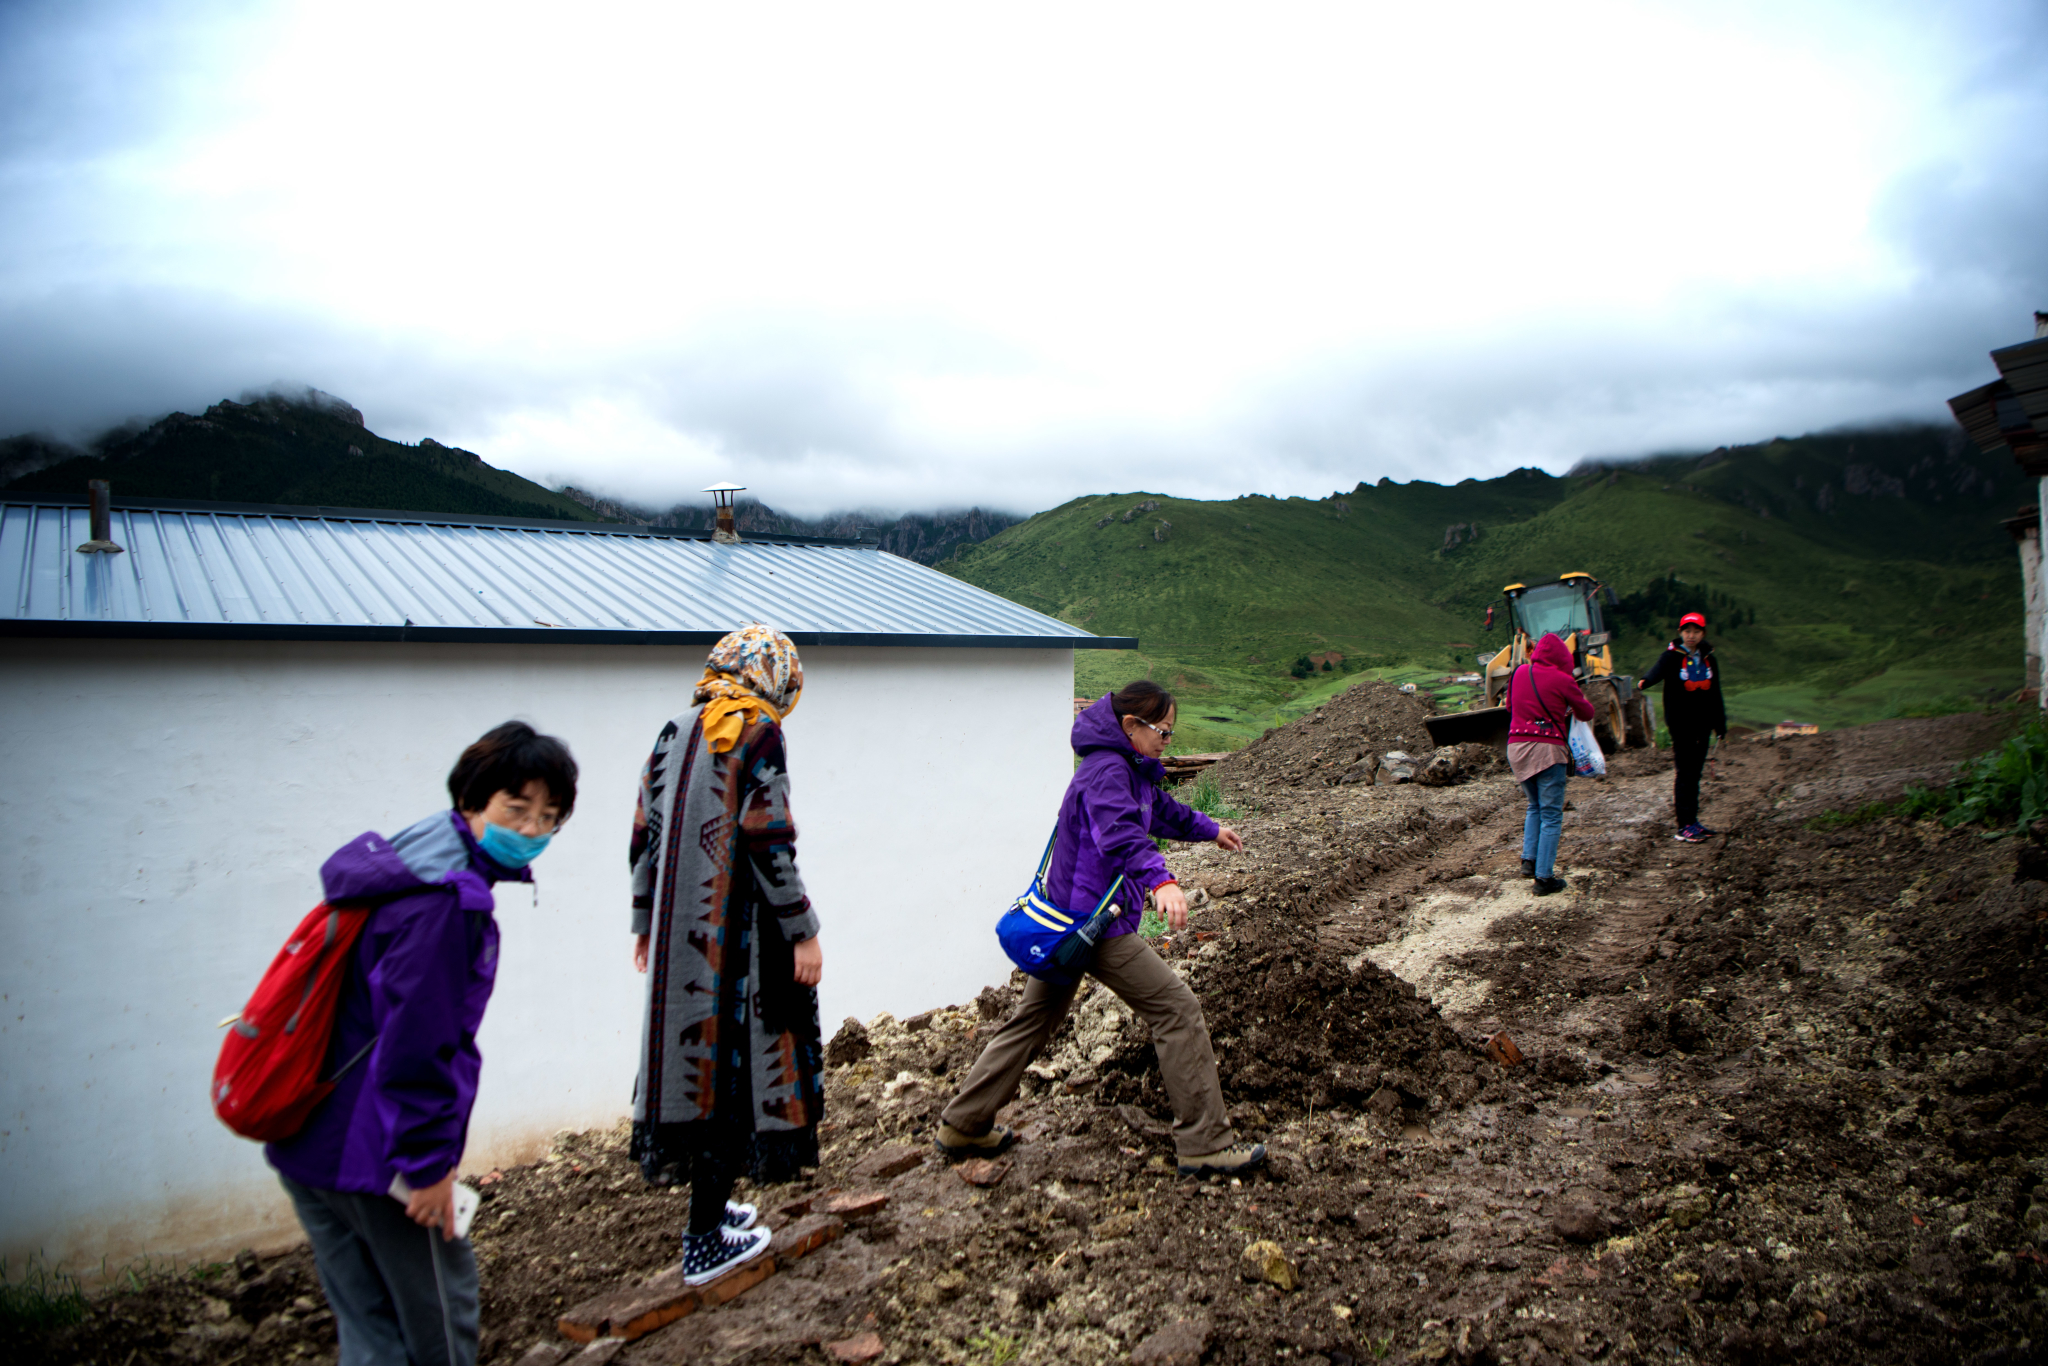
[267,720,577,1366]
[629,625,825,1286]
[936,680,1264,1178]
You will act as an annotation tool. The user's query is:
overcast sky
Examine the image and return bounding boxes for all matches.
[2,1,2043,516]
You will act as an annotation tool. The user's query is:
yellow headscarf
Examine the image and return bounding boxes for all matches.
[694,624,803,754]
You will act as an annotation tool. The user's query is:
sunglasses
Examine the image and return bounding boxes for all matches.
[1131,716,1175,742]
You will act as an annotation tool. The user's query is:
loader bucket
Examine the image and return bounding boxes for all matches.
[1423,706,1510,752]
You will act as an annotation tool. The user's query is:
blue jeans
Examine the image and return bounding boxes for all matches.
[280,1175,479,1366]
[1519,761,1568,879]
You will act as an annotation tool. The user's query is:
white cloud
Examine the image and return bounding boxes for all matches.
[2,0,2043,516]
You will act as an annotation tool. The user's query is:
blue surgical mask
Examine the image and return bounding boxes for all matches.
[479,822,552,869]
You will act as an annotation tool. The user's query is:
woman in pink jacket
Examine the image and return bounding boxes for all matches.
[1505,633,1595,895]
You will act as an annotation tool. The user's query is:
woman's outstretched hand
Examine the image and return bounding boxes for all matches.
[1156,881,1190,934]
[1215,826,1244,853]
[794,936,823,986]
[633,933,649,973]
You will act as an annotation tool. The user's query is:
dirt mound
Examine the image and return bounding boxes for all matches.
[1117,897,1475,1122]
[823,887,1477,1136]
[1209,679,1442,789]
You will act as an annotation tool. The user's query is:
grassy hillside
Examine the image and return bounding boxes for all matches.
[2,391,606,522]
[941,424,2030,750]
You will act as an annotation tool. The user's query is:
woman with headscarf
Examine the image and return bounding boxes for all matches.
[629,624,824,1286]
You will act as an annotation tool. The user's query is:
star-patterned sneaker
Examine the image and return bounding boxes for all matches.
[681,1224,772,1286]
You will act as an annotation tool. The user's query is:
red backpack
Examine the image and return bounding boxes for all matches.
[211,902,373,1141]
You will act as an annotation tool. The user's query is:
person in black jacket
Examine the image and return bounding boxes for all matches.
[1641,611,1727,842]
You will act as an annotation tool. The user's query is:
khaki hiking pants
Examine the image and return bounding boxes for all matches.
[940,931,1234,1159]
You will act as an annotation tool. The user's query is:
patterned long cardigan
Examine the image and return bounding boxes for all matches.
[629,708,824,1184]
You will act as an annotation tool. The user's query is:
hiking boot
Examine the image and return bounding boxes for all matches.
[1520,858,1536,879]
[935,1122,1016,1161]
[1177,1142,1267,1178]
[1674,823,1708,843]
[1533,876,1568,896]
[723,1200,758,1231]
[681,1223,772,1286]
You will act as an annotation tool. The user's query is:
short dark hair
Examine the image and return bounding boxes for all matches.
[447,721,578,821]
[1110,679,1175,725]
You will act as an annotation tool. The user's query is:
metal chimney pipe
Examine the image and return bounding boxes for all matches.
[76,479,125,554]
[703,482,746,545]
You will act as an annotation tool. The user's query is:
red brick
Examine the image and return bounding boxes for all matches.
[769,1213,846,1264]
[824,1331,886,1363]
[556,1267,698,1344]
[954,1157,1010,1188]
[693,1253,777,1309]
[850,1144,925,1181]
[823,1190,889,1221]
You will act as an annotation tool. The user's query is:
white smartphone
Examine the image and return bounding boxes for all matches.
[388,1174,480,1240]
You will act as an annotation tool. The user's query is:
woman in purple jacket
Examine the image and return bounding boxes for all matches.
[936,681,1266,1177]
[267,721,577,1366]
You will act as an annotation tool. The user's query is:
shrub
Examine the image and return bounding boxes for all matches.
[1805,720,2048,836]
[1937,719,2048,833]
[1181,772,1242,821]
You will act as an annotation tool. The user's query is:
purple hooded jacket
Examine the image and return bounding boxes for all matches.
[1047,696,1220,939]
[266,810,526,1195]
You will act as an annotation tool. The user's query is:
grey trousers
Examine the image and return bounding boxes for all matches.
[940,932,1234,1158]
[280,1175,479,1366]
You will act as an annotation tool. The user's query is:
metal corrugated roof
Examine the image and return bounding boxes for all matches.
[0,499,1134,648]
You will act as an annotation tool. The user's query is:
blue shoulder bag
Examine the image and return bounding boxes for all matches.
[994,829,1128,985]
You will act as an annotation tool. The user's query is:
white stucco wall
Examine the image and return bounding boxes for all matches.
[2036,476,2048,704]
[2016,522,2044,697]
[0,638,1075,1271]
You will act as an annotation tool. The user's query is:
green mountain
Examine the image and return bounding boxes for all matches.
[0,391,1025,565]
[559,487,1019,566]
[1,390,606,522]
[939,424,2032,748]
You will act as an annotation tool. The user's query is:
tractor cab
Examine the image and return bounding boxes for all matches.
[1479,572,1652,753]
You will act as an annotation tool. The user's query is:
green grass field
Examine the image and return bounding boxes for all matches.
[956,424,2029,750]
[1724,666,2022,732]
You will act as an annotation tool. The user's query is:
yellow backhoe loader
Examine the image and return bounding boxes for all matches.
[1424,571,1654,754]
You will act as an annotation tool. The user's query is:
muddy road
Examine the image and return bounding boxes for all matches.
[27,685,2048,1366]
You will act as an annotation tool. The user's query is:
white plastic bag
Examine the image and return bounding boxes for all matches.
[1568,716,1606,778]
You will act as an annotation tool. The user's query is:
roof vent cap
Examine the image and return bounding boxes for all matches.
[704,482,745,544]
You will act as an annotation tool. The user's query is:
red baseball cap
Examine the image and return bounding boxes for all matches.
[1679,612,1707,629]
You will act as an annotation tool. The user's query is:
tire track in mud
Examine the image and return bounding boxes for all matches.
[1321,739,1795,1036]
